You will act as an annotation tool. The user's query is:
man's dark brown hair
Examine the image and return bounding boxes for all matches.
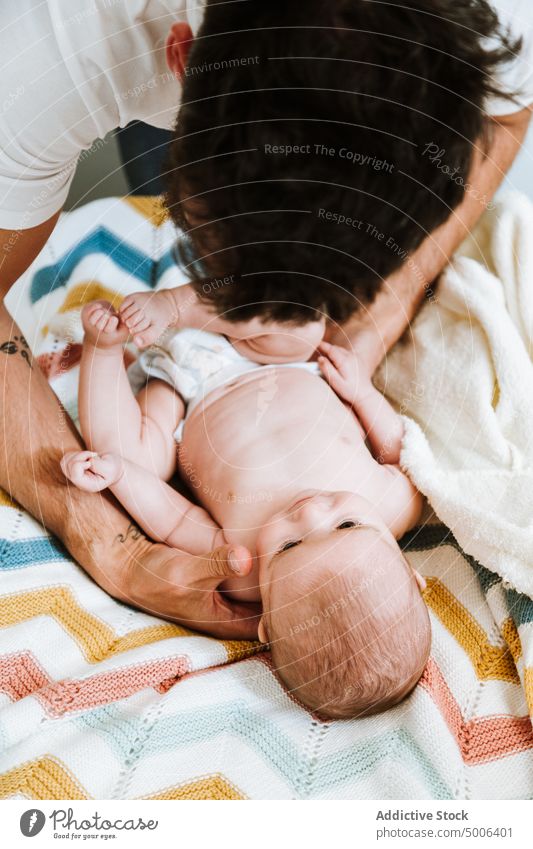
[164,0,521,324]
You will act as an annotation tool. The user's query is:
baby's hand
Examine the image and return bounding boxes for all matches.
[119,290,178,349]
[60,450,124,492]
[318,340,403,464]
[317,340,364,404]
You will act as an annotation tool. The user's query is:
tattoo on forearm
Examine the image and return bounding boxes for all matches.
[0,334,32,368]
[115,522,144,544]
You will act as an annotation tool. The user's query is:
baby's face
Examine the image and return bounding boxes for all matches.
[256,490,390,568]
[256,490,425,634]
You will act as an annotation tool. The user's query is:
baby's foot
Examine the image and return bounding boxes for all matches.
[119,290,177,349]
[60,450,124,492]
[82,300,130,349]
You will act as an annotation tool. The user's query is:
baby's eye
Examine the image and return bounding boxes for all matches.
[277,540,301,554]
[336,520,360,530]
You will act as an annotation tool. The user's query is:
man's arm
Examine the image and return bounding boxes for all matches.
[331,106,533,371]
[0,218,259,638]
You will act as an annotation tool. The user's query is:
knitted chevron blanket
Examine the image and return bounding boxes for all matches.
[1,196,533,799]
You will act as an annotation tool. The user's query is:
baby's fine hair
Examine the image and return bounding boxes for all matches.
[267,535,431,719]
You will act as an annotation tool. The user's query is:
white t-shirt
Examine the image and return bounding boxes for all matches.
[1,0,532,231]
[0,0,206,230]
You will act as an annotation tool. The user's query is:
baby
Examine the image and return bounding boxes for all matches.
[61,287,431,718]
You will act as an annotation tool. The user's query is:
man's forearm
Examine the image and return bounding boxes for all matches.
[339,107,532,368]
[0,301,141,597]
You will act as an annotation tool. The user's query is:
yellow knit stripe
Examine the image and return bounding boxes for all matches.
[524,668,533,715]
[222,639,263,663]
[0,488,17,508]
[0,586,259,665]
[0,587,194,663]
[142,774,245,800]
[57,281,124,314]
[124,196,168,227]
[501,617,523,664]
[424,578,519,682]
[0,756,88,800]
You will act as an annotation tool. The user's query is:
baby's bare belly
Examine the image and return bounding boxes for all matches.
[179,367,367,525]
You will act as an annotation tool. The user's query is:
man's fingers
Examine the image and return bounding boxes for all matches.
[208,595,262,640]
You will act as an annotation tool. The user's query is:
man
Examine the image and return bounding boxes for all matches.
[1,0,531,637]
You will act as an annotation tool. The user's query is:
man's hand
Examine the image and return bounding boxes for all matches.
[114,529,261,639]
[0,217,260,641]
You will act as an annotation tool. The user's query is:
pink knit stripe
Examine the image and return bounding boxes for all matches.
[35,656,191,716]
[419,657,533,763]
[0,652,49,700]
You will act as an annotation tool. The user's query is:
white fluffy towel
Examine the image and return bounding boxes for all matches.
[374,191,533,597]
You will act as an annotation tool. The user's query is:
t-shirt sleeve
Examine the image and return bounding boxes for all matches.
[0,150,78,233]
[485,0,533,115]
[0,0,101,231]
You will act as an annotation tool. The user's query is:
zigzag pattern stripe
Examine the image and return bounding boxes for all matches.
[0,537,69,570]
[30,228,175,303]
[423,579,519,682]
[0,586,261,665]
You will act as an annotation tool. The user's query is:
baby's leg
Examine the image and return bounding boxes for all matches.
[79,300,184,481]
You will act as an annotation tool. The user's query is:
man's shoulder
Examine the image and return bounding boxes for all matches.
[485,0,533,115]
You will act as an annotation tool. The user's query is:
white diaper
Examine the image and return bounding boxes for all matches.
[127,327,320,442]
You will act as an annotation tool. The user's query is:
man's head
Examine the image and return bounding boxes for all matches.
[164,0,520,325]
[256,491,431,718]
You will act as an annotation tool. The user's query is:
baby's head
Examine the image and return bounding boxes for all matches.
[256,491,431,719]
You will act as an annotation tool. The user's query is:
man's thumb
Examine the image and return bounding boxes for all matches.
[204,545,253,581]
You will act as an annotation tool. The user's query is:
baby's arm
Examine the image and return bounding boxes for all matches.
[317,341,403,464]
[60,450,225,555]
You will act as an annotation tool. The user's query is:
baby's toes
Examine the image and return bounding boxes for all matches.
[130,315,151,333]
[119,295,137,313]
[126,310,150,330]
[120,301,142,322]
[134,323,160,348]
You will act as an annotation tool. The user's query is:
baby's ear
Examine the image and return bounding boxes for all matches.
[258,617,269,643]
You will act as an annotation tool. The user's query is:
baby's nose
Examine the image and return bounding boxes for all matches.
[297,498,331,525]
